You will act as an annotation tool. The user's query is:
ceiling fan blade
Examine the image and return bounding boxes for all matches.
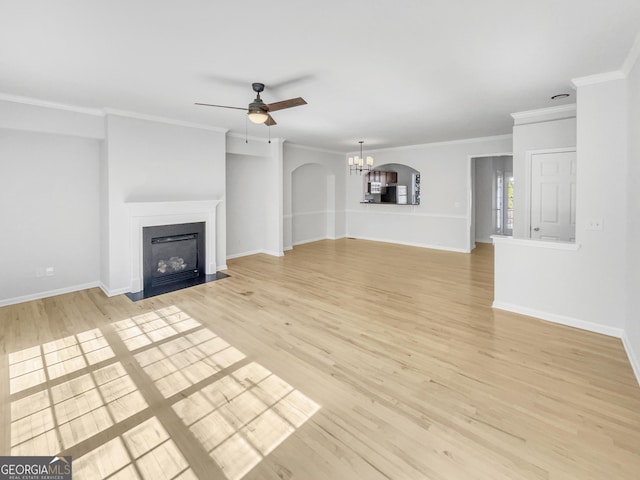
[265,114,277,126]
[266,97,307,112]
[194,102,247,111]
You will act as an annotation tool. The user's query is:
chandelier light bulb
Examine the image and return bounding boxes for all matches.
[348,141,373,175]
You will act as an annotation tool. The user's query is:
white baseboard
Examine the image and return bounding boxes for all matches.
[622,332,640,387]
[493,300,640,386]
[492,301,624,338]
[285,235,346,251]
[99,283,131,297]
[0,281,101,307]
[226,249,265,260]
[227,249,284,260]
[347,235,469,253]
[292,236,333,246]
[217,264,228,271]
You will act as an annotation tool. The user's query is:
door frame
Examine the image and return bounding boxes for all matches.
[524,147,576,239]
[467,152,513,251]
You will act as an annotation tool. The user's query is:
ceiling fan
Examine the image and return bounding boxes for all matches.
[195,82,307,126]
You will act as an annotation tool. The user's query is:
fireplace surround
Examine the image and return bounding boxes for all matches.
[126,200,221,295]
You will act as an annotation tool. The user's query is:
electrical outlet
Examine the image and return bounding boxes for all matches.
[586,219,603,231]
[45,267,55,276]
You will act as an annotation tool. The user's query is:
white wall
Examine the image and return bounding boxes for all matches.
[264,139,284,256]
[346,136,512,252]
[103,114,227,293]
[225,152,269,258]
[225,135,285,258]
[0,129,101,304]
[99,140,110,294]
[494,77,628,336]
[625,46,640,380]
[511,110,576,238]
[291,164,328,245]
[283,143,345,250]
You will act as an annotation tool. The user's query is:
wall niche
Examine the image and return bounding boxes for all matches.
[363,163,420,205]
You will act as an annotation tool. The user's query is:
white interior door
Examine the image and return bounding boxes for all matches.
[530,150,576,241]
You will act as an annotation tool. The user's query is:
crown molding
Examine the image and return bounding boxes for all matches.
[0,92,230,133]
[571,70,626,88]
[103,108,228,133]
[0,92,104,116]
[567,31,640,87]
[284,141,344,156]
[511,104,576,120]
[355,133,513,155]
[622,30,640,76]
[511,104,577,125]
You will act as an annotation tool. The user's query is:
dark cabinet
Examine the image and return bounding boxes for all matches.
[367,171,397,185]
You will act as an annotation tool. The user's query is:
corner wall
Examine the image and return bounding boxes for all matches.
[225,135,285,258]
[625,38,640,381]
[225,152,269,258]
[494,77,629,338]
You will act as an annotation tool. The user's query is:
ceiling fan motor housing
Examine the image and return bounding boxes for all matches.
[250,83,268,113]
[249,97,268,113]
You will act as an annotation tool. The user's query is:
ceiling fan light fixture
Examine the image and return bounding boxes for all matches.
[248,110,269,124]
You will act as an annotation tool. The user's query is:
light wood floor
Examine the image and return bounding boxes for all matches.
[1,239,639,479]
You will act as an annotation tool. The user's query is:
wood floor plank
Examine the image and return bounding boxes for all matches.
[1,239,639,479]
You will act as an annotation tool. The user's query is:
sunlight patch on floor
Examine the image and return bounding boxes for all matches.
[9,328,115,393]
[132,327,246,399]
[10,360,149,454]
[7,305,319,480]
[73,418,196,479]
[173,362,320,480]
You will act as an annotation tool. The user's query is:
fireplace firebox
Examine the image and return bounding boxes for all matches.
[142,222,206,296]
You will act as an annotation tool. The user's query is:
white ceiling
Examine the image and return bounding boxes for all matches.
[1,0,639,152]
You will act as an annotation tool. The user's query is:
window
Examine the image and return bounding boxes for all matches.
[496,171,514,235]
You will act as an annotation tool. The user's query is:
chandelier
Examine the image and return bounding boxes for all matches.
[348,141,373,175]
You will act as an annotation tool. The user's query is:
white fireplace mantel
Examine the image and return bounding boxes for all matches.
[126,200,221,293]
